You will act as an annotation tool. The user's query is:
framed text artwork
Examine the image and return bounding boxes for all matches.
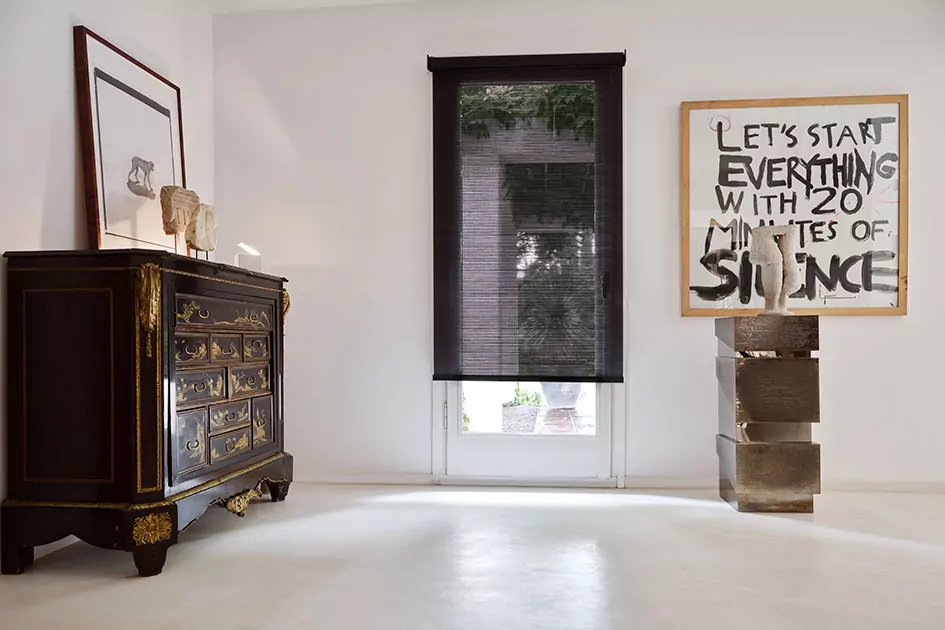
[681,95,908,317]
[74,25,186,253]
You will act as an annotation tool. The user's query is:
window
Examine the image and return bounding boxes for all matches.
[430,53,625,384]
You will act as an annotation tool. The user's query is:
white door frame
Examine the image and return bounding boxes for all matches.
[431,381,626,487]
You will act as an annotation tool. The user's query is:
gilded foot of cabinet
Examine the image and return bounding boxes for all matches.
[267,479,291,502]
[133,547,168,577]
[0,504,178,577]
[216,478,291,517]
[1,453,292,577]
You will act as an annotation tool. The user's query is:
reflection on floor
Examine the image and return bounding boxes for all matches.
[2,484,945,629]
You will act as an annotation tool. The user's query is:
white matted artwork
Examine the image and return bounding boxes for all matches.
[681,95,908,317]
[74,26,185,253]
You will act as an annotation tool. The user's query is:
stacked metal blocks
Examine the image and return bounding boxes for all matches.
[716,316,821,513]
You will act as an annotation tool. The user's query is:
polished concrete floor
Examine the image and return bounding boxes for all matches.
[2,485,945,629]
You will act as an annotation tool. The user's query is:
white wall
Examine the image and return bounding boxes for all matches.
[0,0,215,505]
[213,0,945,485]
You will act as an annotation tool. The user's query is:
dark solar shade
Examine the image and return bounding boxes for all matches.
[431,54,624,382]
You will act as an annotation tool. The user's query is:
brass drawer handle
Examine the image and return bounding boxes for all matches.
[177,341,207,363]
[226,411,237,421]
[255,415,266,427]
[246,376,256,386]
[225,438,239,453]
[252,340,264,349]
[219,344,236,355]
[198,308,211,319]
[194,381,208,393]
[249,313,260,323]
[186,438,201,452]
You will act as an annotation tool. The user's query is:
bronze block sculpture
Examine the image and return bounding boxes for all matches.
[715,316,821,513]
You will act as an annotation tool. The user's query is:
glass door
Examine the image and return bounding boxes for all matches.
[430,59,624,484]
[445,381,612,481]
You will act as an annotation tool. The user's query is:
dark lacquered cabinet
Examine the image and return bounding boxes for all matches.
[1,250,293,577]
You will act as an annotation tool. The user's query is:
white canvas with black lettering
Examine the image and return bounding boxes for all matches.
[84,36,182,252]
[688,102,902,311]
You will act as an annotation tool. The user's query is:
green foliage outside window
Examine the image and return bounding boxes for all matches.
[503,383,543,408]
[459,84,595,143]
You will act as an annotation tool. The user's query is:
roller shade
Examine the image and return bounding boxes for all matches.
[430,53,624,382]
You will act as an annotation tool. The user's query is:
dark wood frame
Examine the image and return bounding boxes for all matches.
[74,25,187,250]
[429,53,625,383]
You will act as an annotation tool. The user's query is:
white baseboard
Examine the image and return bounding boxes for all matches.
[304,473,436,485]
[300,474,945,494]
[306,473,618,488]
[822,479,945,493]
[438,475,618,488]
[621,477,945,493]
[624,476,717,490]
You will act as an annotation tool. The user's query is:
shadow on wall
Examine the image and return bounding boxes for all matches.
[66,115,88,249]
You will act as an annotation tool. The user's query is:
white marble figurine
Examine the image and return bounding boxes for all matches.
[749,224,803,315]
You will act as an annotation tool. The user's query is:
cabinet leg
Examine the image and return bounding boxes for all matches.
[1,544,34,575]
[132,547,168,577]
[267,479,291,502]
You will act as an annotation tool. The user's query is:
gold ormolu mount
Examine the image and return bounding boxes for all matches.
[216,478,289,517]
[715,316,821,513]
[136,263,161,358]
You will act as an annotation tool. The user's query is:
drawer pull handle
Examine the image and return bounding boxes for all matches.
[198,308,211,319]
[246,376,256,386]
[226,411,237,420]
[219,344,236,355]
[252,340,264,349]
[249,313,260,323]
[194,381,208,393]
[184,345,201,357]
[225,438,239,453]
[255,415,266,427]
[186,438,201,452]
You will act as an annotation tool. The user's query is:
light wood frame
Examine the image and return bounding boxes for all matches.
[680,94,908,317]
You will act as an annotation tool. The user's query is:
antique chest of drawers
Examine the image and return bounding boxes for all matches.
[1,250,293,576]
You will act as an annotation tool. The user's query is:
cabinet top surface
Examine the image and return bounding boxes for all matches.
[3,249,287,285]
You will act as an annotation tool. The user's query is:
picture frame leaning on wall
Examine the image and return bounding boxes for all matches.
[74,25,187,253]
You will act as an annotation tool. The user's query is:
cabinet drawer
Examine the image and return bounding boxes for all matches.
[230,365,271,398]
[174,333,209,366]
[176,408,208,476]
[210,427,251,464]
[175,368,226,407]
[209,399,251,434]
[175,294,273,331]
[210,334,242,365]
[243,334,270,362]
[252,396,274,448]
